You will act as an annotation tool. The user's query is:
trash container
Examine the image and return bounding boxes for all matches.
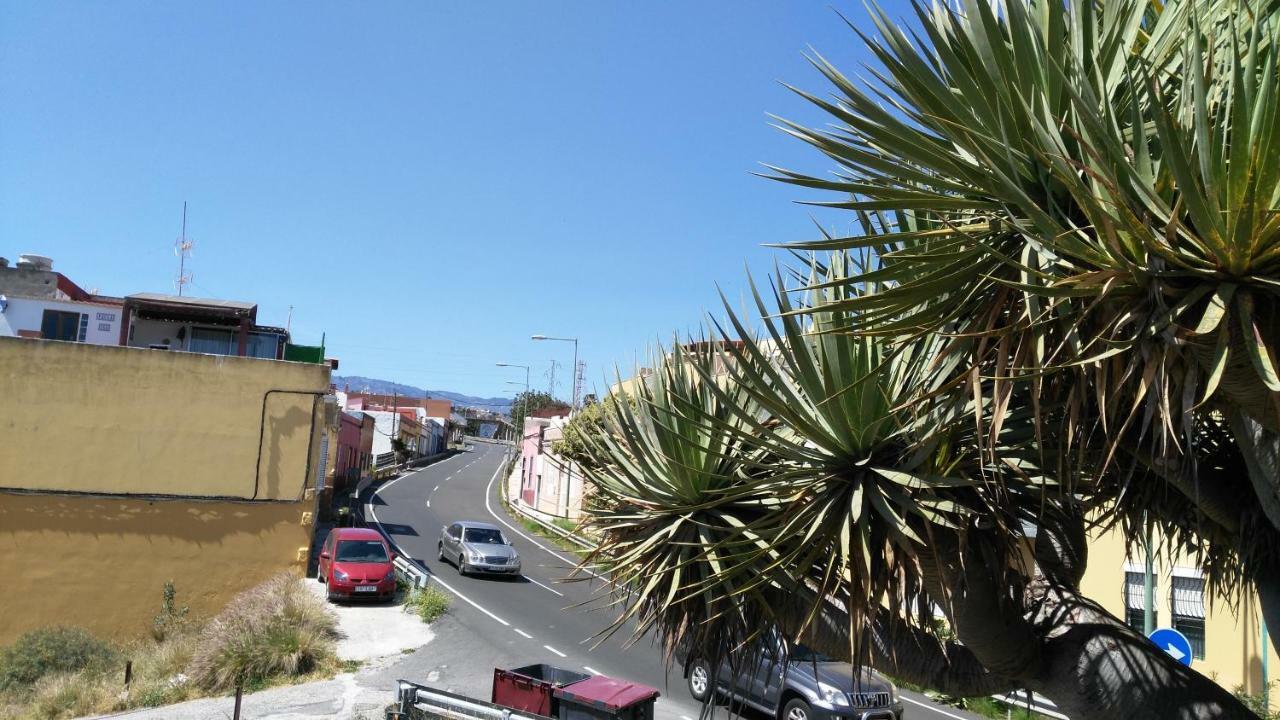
[493,664,591,716]
[552,675,660,720]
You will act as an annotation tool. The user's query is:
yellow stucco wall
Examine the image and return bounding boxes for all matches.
[0,337,328,500]
[0,494,315,643]
[0,337,330,644]
[1080,524,1280,707]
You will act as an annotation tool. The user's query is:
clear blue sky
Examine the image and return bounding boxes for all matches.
[1,2,903,401]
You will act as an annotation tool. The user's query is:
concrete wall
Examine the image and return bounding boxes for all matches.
[0,336,329,643]
[0,337,327,499]
[1080,524,1280,707]
[0,296,122,344]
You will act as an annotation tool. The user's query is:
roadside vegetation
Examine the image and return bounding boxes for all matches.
[574,0,1280,716]
[404,586,451,623]
[0,575,341,719]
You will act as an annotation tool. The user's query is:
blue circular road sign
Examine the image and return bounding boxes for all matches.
[1148,627,1193,666]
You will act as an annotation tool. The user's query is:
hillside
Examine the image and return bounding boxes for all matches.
[332,375,512,412]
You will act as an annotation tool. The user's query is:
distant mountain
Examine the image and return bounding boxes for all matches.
[332,375,512,412]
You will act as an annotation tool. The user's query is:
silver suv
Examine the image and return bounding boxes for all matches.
[681,630,903,720]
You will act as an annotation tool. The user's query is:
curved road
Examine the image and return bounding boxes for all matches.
[367,442,981,720]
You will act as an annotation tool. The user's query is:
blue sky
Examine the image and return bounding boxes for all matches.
[1,2,902,401]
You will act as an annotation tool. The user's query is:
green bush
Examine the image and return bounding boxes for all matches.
[0,627,115,691]
[404,586,450,623]
[186,573,340,692]
[151,581,190,642]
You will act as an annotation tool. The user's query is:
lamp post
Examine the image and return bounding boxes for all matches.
[531,334,579,409]
[496,363,530,447]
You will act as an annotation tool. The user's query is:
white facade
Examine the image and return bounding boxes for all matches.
[0,294,122,345]
[363,411,399,458]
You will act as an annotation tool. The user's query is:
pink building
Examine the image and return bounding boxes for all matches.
[518,413,584,519]
[335,411,374,491]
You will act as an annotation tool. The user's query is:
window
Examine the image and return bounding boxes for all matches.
[188,327,235,355]
[1124,571,1156,632]
[463,528,506,545]
[40,310,85,342]
[1171,574,1206,660]
[246,332,279,359]
[335,540,389,563]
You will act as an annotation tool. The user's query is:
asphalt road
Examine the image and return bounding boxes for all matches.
[367,442,983,720]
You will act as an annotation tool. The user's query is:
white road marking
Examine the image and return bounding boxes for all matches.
[543,645,567,658]
[433,485,439,492]
[680,715,694,720]
[482,464,608,582]
[526,576,565,597]
[584,666,601,676]
[426,500,430,508]
[514,628,533,639]
[902,696,971,719]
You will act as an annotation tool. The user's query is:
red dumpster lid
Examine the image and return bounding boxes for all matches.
[552,675,660,711]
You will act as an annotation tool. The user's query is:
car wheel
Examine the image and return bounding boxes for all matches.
[687,659,713,701]
[457,554,468,576]
[781,697,812,720]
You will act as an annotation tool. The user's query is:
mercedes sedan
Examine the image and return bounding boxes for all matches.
[438,520,522,576]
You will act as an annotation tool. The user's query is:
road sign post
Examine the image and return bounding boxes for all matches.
[1148,627,1193,667]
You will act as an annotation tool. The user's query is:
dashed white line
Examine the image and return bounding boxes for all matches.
[514,628,533,639]
[433,485,439,492]
[526,576,565,597]
[584,666,601,676]
[543,645,567,658]
[425,500,431,508]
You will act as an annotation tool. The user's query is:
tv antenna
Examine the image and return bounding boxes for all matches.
[174,201,194,296]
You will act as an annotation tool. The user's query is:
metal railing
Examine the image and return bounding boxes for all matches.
[396,680,552,720]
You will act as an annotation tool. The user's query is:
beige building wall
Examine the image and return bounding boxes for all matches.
[1080,524,1280,707]
[0,337,330,643]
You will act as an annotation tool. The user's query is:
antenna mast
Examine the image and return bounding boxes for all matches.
[174,201,194,296]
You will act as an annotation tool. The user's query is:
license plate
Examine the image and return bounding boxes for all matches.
[355,585,377,593]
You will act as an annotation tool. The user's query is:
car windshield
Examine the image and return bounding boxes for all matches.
[335,540,389,563]
[790,643,833,663]
[464,528,505,544]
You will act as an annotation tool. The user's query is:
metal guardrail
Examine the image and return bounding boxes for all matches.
[508,500,596,550]
[396,680,552,720]
[393,554,429,589]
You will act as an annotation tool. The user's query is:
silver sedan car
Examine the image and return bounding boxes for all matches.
[438,520,522,576]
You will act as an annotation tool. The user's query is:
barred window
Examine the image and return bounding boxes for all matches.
[1170,575,1206,660]
[1124,571,1156,632]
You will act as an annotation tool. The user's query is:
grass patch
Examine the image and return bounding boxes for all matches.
[188,573,340,693]
[404,586,450,623]
[0,576,342,720]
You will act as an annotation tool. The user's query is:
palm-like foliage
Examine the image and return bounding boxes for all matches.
[581,255,1042,666]
[769,0,1280,596]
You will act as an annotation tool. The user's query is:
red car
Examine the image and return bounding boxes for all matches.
[317,527,398,602]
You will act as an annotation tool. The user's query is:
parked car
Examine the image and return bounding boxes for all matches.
[679,629,903,720]
[317,527,398,602]
[438,520,522,576]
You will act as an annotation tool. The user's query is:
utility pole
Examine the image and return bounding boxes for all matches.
[1143,514,1155,636]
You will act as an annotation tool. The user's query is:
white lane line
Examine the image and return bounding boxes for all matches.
[367,475,511,628]
[433,485,439,492]
[526,576,565,597]
[543,645,567,658]
[680,715,694,720]
[902,696,970,719]
[426,500,431,508]
[584,666,601,675]
[514,628,533,639]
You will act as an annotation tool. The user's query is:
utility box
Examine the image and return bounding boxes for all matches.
[552,675,660,720]
[492,664,590,716]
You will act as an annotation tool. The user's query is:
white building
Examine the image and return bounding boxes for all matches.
[0,254,123,345]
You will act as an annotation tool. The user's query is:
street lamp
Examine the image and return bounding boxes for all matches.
[497,363,530,446]
[531,335,579,409]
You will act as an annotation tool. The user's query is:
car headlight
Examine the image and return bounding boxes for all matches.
[889,682,899,703]
[818,683,850,707]
[469,551,483,562]
[334,569,349,582]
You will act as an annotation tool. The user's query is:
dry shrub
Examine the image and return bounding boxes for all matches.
[187,573,340,692]
[21,673,118,720]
